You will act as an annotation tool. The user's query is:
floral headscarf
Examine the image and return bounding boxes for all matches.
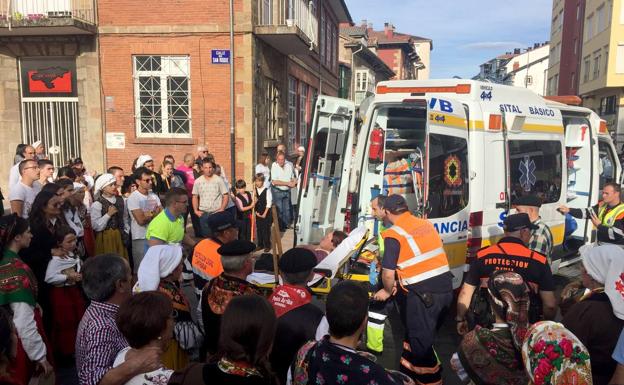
[522,321,592,385]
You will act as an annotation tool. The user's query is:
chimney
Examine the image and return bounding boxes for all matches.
[513,48,521,54]
[384,22,394,38]
[368,22,373,30]
[533,42,540,49]
[361,19,367,28]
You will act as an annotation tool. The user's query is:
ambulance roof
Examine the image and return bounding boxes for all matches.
[375,79,548,105]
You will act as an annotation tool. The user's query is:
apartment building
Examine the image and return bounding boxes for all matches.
[546,0,585,96]
[578,0,624,141]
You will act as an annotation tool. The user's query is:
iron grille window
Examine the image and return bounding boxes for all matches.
[133,56,191,137]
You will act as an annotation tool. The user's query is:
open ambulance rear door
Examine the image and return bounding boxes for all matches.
[422,97,471,288]
[295,96,356,246]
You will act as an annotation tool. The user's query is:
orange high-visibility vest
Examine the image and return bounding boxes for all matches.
[382,212,450,286]
[192,238,223,282]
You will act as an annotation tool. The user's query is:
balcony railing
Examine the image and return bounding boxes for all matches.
[0,0,96,29]
[256,0,318,48]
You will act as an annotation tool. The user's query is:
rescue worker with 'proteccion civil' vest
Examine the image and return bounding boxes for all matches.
[456,213,557,334]
[372,194,453,385]
[558,182,624,246]
[190,211,239,297]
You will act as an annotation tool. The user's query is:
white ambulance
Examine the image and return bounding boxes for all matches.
[295,79,621,288]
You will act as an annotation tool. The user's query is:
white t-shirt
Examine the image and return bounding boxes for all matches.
[8,181,41,219]
[127,190,161,240]
[255,163,271,188]
[271,162,295,191]
[8,163,20,190]
[113,347,173,385]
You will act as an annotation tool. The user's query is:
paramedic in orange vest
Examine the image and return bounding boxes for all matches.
[190,211,239,296]
[372,194,452,385]
[558,182,624,246]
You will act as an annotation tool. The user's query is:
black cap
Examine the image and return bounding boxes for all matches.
[384,194,408,212]
[278,248,317,274]
[217,240,256,257]
[208,211,236,233]
[512,195,542,208]
[503,213,539,232]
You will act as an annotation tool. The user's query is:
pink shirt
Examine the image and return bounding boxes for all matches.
[176,164,195,194]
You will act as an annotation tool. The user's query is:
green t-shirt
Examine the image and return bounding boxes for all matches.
[146,209,185,244]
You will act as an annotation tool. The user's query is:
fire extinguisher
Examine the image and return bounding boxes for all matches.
[369,126,384,163]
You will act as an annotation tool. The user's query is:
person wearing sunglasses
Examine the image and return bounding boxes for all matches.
[127,167,162,274]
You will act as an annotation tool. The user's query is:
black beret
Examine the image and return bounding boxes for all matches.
[278,247,317,274]
[503,213,538,232]
[217,240,256,257]
[208,211,236,233]
[512,195,542,208]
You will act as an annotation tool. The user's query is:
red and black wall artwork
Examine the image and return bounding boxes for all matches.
[20,57,77,98]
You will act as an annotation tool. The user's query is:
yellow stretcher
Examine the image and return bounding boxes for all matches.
[248,226,373,296]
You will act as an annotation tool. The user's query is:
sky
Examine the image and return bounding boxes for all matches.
[343,0,553,79]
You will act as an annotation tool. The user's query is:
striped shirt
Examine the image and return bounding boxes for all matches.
[76,301,128,385]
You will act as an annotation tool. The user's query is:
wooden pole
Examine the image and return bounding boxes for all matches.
[270,205,283,283]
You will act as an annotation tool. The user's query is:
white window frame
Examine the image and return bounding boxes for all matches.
[288,76,298,151]
[355,70,368,92]
[593,52,602,79]
[583,56,591,82]
[299,82,309,148]
[133,55,191,138]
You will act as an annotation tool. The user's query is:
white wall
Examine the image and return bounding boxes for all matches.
[506,44,550,95]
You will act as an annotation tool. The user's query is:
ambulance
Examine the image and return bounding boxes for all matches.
[295,79,621,289]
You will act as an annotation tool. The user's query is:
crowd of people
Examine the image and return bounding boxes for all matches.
[2,140,624,385]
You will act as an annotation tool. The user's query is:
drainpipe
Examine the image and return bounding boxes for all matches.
[350,44,364,100]
[229,0,236,182]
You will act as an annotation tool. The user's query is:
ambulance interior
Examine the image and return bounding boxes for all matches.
[371,104,469,218]
[562,113,617,252]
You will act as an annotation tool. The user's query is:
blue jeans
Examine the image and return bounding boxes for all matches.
[199,212,214,238]
[272,187,291,231]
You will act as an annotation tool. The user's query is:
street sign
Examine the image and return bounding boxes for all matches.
[211,50,230,64]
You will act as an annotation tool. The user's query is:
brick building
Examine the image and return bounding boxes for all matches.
[364,21,432,80]
[546,0,585,96]
[0,0,102,195]
[338,24,395,105]
[99,0,351,182]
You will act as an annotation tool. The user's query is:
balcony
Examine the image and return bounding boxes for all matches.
[255,0,318,55]
[0,0,96,36]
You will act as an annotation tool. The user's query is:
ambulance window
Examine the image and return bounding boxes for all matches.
[598,139,616,189]
[508,140,562,204]
[428,134,469,218]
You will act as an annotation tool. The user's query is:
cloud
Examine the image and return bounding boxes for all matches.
[460,41,526,50]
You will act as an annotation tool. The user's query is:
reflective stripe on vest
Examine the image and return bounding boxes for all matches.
[192,238,223,282]
[598,202,624,227]
[382,213,450,286]
[392,225,446,269]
